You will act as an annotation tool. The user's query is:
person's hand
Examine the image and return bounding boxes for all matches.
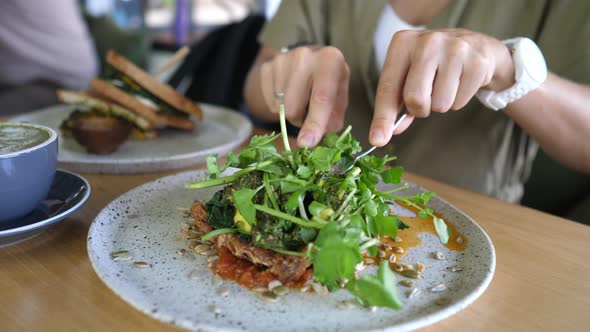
[259,46,350,148]
[370,29,516,147]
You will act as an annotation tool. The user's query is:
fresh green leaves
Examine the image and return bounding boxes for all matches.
[310,146,340,171]
[205,190,234,229]
[433,217,450,244]
[381,166,404,184]
[205,154,228,180]
[310,223,363,291]
[348,260,403,310]
[189,122,451,311]
[371,214,399,239]
[309,201,334,220]
[388,191,450,244]
[233,188,257,225]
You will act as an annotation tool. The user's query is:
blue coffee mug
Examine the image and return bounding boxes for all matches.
[0,123,58,222]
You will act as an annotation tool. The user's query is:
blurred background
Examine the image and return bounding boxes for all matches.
[81,0,281,73]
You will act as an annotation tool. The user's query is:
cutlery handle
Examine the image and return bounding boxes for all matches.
[391,108,408,132]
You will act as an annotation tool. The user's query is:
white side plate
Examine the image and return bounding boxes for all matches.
[10,104,253,174]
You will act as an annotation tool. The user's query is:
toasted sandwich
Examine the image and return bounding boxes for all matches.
[57,89,159,140]
[98,49,202,130]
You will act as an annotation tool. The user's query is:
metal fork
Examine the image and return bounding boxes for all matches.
[337,108,408,175]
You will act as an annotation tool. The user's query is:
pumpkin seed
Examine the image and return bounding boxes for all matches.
[132,261,151,268]
[188,230,202,238]
[435,297,451,305]
[208,256,219,263]
[406,288,420,299]
[111,250,129,259]
[216,285,230,297]
[193,244,210,253]
[311,282,329,295]
[433,251,446,260]
[272,286,290,296]
[187,240,199,249]
[259,291,280,302]
[300,285,310,293]
[383,244,393,250]
[447,265,463,272]
[394,236,402,243]
[364,258,375,265]
[398,280,415,288]
[268,280,283,291]
[401,269,421,279]
[201,249,218,256]
[252,287,268,293]
[392,263,404,272]
[177,249,187,256]
[388,254,397,263]
[430,284,447,293]
[336,300,356,309]
[111,250,132,261]
[393,246,404,254]
[378,250,386,258]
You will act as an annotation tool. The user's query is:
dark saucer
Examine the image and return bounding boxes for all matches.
[0,169,91,246]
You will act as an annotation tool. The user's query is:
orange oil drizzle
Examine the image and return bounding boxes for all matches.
[381,203,467,260]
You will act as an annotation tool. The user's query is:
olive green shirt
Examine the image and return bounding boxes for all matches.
[259,0,590,202]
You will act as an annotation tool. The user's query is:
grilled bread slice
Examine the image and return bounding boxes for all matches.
[106,49,203,120]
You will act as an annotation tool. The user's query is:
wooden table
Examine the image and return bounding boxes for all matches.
[1,141,589,332]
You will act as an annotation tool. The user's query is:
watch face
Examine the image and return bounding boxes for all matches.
[517,38,547,82]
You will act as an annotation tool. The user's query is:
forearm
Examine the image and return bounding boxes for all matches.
[244,48,279,122]
[504,73,590,173]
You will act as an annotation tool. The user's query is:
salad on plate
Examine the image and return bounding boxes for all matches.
[184,106,457,309]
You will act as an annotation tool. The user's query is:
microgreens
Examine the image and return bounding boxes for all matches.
[185,105,450,310]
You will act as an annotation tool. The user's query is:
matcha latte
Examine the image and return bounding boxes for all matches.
[0,123,52,155]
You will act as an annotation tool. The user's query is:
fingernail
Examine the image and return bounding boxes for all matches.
[298,133,315,147]
[370,128,384,145]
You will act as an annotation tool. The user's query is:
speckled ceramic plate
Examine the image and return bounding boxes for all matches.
[88,170,494,332]
[10,104,253,174]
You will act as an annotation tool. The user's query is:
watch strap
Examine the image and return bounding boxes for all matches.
[476,37,547,111]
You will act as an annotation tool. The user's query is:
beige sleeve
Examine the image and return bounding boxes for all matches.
[258,0,329,50]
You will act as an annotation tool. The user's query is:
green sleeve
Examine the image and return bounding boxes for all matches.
[258,0,329,50]
[538,1,590,83]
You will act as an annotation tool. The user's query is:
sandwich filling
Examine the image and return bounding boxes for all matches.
[102,64,189,119]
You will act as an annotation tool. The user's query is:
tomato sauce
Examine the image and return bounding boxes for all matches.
[213,246,312,289]
[211,202,466,288]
